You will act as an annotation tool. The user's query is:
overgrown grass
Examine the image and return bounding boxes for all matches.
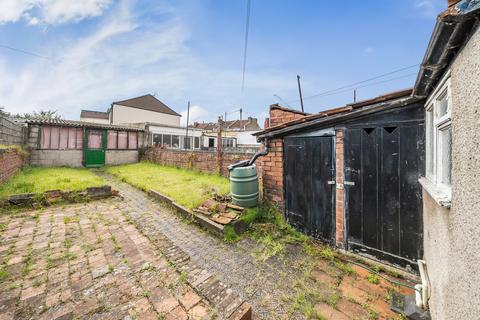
[228,200,309,260]
[0,167,106,199]
[105,162,229,209]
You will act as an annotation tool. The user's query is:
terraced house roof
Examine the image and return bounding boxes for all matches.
[112,94,181,117]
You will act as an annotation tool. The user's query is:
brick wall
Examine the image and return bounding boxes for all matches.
[0,148,23,184]
[259,139,284,205]
[269,105,307,128]
[143,147,259,177]
[335,129,345,248]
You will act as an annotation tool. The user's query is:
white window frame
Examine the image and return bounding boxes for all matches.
[424,72,452,198]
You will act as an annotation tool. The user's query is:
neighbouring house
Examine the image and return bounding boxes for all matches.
[411,0,480,319]
[254,89,425,270]
[110,94,181,126]
[79,110,110,124]
[79,94,209,150]
[191,117,261,150]
[26,119,145,167]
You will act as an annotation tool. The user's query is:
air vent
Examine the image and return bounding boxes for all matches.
[363,128,375,134]
[384,127,397,133]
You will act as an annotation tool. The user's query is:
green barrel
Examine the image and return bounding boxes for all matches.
[230,164,259,207]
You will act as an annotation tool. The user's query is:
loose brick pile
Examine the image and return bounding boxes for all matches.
[0,148,23,184]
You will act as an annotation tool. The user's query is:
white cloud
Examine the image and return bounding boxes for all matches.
[180,105,209,126]
[0,0,295,122]
[0,0,112,25]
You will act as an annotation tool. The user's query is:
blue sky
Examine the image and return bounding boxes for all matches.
[0,0,445,126]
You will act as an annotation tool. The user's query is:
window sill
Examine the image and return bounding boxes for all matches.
[418,177,451,209]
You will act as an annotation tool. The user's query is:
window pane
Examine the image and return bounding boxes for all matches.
[183,136,192,149]
[172,135,179,148]
[107,131,117,149]
[436,90,449,119]
[153,134,162,146]
[50,127,60,149]
[59,128,69,149]
[426,110,434,177]
[194,137,200,149]
[68,128,77,149]
[128,132,137,149]
[76,128,83,149]
[163,135,172,147]
[118,131,128,149]
[440,126,452,186]
[88,130,102,149]
[40,126,51,149]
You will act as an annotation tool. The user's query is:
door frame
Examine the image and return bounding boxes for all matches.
[83,128,107,167]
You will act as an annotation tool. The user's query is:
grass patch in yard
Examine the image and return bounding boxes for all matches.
[238,201,309,261]
[0,167,105,199]
[105,162,229,209]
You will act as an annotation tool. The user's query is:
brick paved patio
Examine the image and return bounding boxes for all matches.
[0,173,413,319]
[0,201,216,320]
[100,173,412,320]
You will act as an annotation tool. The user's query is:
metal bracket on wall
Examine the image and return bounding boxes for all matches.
[344,181,355,186]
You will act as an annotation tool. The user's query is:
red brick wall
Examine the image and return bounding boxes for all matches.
[335,129,345,248]
[269,108,306,127]
[260,139,284,205]
[143,147,259,177]
[0,149,23,184]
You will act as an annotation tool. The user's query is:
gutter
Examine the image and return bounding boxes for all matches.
[413,1,480,98]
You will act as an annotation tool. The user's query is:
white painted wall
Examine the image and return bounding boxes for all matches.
[236,131,260,146]
[112,104,181,126]
[79,117,110,124]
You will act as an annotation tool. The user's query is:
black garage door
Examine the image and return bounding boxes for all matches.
[284,136,335,242]
[344,125,424,267]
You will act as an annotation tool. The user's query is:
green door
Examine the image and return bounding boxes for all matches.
[84,129,106,167]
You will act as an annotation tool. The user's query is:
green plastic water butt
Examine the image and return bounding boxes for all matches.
[229,164,259,207]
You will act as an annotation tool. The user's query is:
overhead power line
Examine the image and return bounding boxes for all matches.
[304,72,418,101]
[288,63,420,103]
[241,0,252,94]
[0,44,51,60]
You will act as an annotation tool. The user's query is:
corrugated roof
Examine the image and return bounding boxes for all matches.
[26,119,144,131]
[254,88,415,137]
[112,94,181,116]
[191,118,260,131]
[80,110,109,120]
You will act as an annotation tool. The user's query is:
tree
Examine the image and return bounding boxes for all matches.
[0,107,10,117]
[15,109,62,120]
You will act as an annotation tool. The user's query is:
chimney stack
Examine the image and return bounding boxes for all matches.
[448,0,460,7]
[264,117,270,129]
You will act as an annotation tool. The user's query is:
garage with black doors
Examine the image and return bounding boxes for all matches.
[257,89,425,270]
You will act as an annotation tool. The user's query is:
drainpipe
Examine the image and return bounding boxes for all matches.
[417,260,429,309]
[228,138,269,171]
